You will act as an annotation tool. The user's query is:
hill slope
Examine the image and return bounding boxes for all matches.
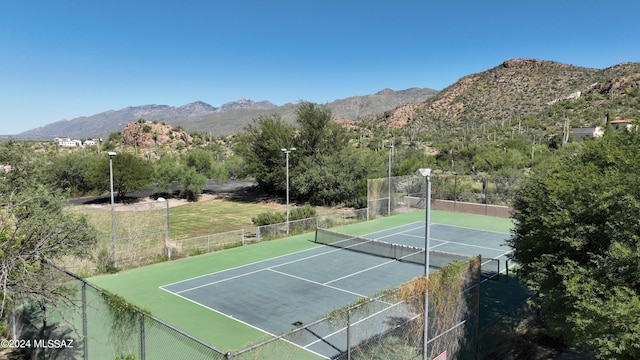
[372,59,640,132]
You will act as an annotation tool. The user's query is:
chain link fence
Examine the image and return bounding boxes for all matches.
[254,209,369,241]
[64,200,170,275]
[477,294,539,359]
[64,204,368,275]
[228,256,487,360]
[9,263,228,360]
[28,184,533,359]
[368,174,519,218]
[172,229,246,257]
[8,243,532,360]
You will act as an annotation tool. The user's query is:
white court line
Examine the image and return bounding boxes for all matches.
[161,243,332,288]
[169,222,422,295]
[158,286,330,359]
[173,246,346,294]
[323,258,397,286]
[429,237,508,252]
[372,225,510,254]
[267,268,369,299]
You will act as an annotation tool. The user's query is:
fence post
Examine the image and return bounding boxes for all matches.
[347,309,351,360]
[82,282,88,360]
[483,177,488,216]
[506,259,510,282]
[475,254,482,359]
[140,314,146,360]
[454,174,458,212]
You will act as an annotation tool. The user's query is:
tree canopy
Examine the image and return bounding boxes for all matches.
[238,101,386,207]
[236,113,296,192]
[0,143,97,319]
[86,152,153,199]
[507,128,640,359]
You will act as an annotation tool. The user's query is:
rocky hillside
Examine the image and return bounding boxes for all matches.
[121,120,192,148]
[371,59,640,131]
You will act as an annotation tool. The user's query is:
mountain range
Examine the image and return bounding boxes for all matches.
[12,58,640,141]
[14,88,439,140]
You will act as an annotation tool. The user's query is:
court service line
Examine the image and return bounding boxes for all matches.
[161,242,332,288]
[428,238,507,252]
[385,230,508,253]
[159,286,278,337]
[171,243,372,295]
[322,258,398,287]
[266,268,370,299]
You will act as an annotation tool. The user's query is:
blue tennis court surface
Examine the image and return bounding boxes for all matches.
[160,222,511,358]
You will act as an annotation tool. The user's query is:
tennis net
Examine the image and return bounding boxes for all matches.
[314,227,500,279]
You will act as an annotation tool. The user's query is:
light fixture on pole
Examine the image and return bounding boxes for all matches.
[416,167,432,360]
[281,147,296,233]
[388,144,393,216]
[108,151,117,269]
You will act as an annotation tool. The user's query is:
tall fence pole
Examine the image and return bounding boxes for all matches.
[347,309,352,360]
[82,282,88,360]
[454,174,458,212]
[140,314,146,360]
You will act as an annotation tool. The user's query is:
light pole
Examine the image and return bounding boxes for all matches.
[416,168,432,360]
[281,148,296,233]
[108,152,117,268]
[159,197,171,260]
[388,144,393,216]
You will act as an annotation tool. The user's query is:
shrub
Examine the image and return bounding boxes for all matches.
[289,204,317,221]
[251,211,285,226]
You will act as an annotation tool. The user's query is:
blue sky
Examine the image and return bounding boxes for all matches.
[2,1,639,135]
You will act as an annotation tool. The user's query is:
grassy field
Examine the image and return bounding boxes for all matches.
[65,198,291,273]
[67,197,346,274]
[167,198,285,238]
[74,198,287,238]
[73,197,343,240]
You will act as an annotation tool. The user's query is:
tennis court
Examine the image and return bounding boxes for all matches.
[158,220,511,358]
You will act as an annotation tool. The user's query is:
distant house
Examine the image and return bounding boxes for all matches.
[609,119,637,130]
[54,137,101,147]
[54,137,82,147]
[571,126,604,139]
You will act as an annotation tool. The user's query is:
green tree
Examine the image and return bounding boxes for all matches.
[86,152,153,199]
[236,114,295,192]
[153,154,181,194]
[0,146,97,324]
[179,166,207,201]
[507,129,640,358]
[293,147,383,206]
[184,148,215,176]
[44,153,97,197]
[296,101,334,156]
[0,140,47,191]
